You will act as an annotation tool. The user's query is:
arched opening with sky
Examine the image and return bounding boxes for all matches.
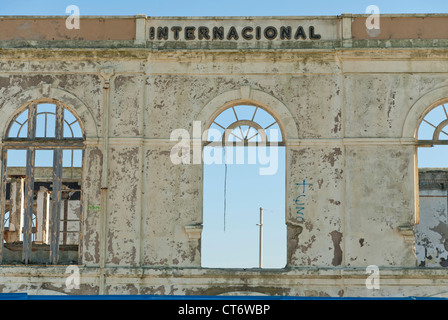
[201,104,286,268]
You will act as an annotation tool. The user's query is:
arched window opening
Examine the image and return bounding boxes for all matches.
[0,101,84,265]
[415,102,448,267]
[202,104,286,269]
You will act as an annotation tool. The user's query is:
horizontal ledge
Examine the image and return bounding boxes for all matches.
[82,137,418,147]
[287,138,417,147]
[417,140,448,146]
[2,140,85,148]
[2,265,448,277]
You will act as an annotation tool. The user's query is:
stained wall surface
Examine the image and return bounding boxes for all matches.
[0,14,447,297]
[416,169,448,268]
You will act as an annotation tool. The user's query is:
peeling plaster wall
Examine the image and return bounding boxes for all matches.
[0,15,447,297]
[345,146,416,267]
[416,169,448,268]
[286,146,344,267]
[142,144,202,267]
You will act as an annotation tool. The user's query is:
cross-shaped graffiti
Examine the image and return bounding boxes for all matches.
[296,180,312,193]
[295,180,312,223]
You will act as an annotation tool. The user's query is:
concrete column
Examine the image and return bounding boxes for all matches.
[35,186,47,244]
[135,14,147,45]
[8,177,24,243]
[44,191,51,244]
[341,13,353,48]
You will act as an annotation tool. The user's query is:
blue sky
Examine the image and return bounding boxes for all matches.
[0,0,447,16]
[2,0,447,268]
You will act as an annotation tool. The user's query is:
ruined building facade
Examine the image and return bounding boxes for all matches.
[0,14,448,297]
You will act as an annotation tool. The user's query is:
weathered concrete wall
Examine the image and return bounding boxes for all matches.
[2,266,448,297]
[0,16,136,41]
[416,169,448,268]
[0,14,447,297]
[345,145,416,267]
[352,15,448,40]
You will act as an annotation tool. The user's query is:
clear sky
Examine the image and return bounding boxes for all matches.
[0,0,447,16]
[1,0,447,269]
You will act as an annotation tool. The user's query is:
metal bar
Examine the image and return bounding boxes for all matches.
[42,192,48,244]
[417,140,448,146]
[49,104,64,264]
[17,121,28,138]
[28,105,36,140]
[423,119,437,129]
[35,187,45,243]
[432,119,448,141]
[419,195,448,198]
[3,140,84,148]
[244,127,250,141]
[55,104,64,140]
[264,121,277,130]
[443,104,448,119]
[246,131,260,142]
[213,121,225,130]
[22,104,36,264]
[50,148,62,264]
[65,120,74,138]
[232,106,239,121]
[44,192,50,244]
[251,107,258,122]
[63,199,68,245]
[71,149,74,179]
[238,126,245,141]
[258,207,263,269]
[229,131,243,142]
[22,148,35,264]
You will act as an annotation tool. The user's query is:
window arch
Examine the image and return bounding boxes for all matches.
[417,102,448,144]
[206,104,284,147]
[0,100,85,265]
[201,104,286,269]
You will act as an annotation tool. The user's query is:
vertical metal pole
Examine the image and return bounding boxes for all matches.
[50,103,64,264]
[259,207,263,268]
[23,104,36,264]
[23,148,35,264]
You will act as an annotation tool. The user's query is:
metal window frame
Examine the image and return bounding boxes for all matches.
[418,103,448,146]
[205,105,285,147]
[0,100,85,265]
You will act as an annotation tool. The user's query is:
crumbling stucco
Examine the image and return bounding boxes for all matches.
[0,14,447,297]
